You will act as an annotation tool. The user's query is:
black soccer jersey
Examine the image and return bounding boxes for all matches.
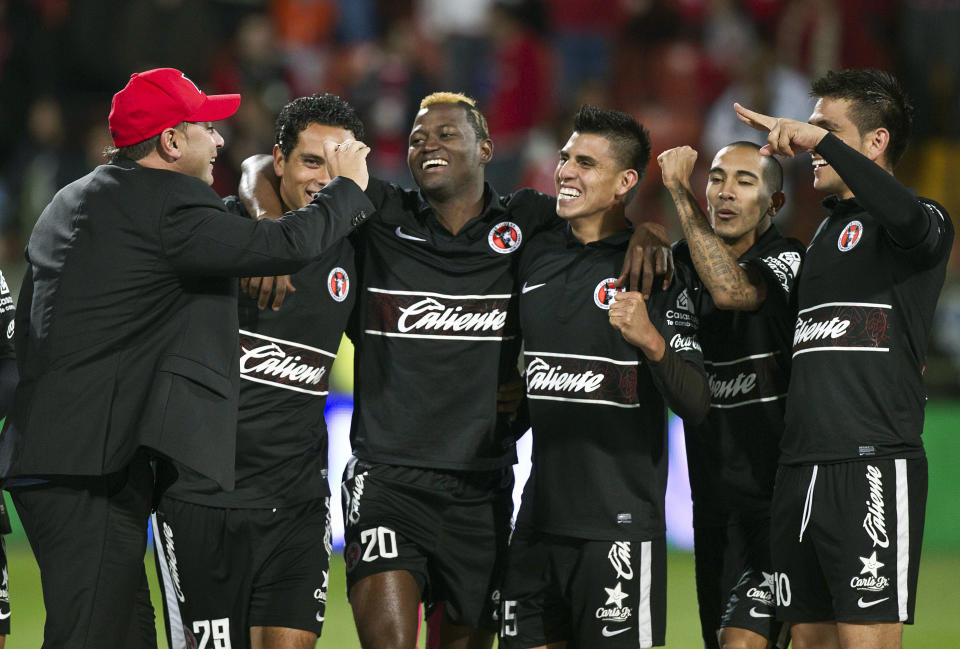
[676,227,804,525]
[166,196,356,508]
[515,222,707,541]
[0,271,13,362]
[349,179,556,471]
[781,134,954,464]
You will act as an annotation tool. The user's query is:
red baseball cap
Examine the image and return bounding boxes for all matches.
[108,68,241,147]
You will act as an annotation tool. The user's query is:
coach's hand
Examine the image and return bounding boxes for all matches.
[609,292,666,361]
[324,139,371,191]
[616,222,673,299]
[240,274,295,311]
[734,103,828,158]
[657,145,698,191]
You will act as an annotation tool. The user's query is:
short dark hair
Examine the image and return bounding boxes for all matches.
[275,93,365,159]
[810,69,914,168]
[724,141,784,193]
[573,105,651,202]
[103,123,188,162]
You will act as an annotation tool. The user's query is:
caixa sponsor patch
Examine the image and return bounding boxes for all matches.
[239,330,336,395]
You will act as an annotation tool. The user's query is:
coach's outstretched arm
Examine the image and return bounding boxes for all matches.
[658,146,771,310]
[734,103,938,250]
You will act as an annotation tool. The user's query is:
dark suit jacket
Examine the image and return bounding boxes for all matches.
[0,158,373,490]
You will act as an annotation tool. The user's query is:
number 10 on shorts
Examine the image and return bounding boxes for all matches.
[774,572,792,607]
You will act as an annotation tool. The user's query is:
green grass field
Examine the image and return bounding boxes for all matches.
[6,548,960,647]
[6,401,960,646]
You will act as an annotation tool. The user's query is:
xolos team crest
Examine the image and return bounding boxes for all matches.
[328,267,349,302]
[594,277,624,310]
[488,221,522,254]
[838,220,863,252]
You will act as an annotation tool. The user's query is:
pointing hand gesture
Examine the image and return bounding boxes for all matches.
[733,103,827,158]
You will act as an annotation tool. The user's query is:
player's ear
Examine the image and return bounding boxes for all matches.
[769,191,786,215]
[273,144,285,178]
[158,126,183,160]
[864,127,890,167]
[478,138,494,165]
[617,169,639,201]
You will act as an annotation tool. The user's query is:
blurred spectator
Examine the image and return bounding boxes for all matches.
[271,0,338,96]
[702,42,812,157]
[484,0,552,192]
[898,0,960,140]
[416,0,493,99]
[119,0,218,81]
[210,13,292,116]
[544,0,622,107]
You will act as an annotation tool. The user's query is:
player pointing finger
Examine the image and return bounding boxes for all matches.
[733,102,828,158]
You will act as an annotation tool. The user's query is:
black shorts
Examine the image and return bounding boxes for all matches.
[499,526,666,649]
[771,458,926,624]
[340,457,513,631]
[153,496,331,649]
[692,518,787,649]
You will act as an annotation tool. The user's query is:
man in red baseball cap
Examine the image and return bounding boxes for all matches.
[106,67,241,185]
[0,68,375,648]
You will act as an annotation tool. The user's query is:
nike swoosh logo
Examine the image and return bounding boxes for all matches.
[858,597,889,608]
[316,611,325,622]
[749,607,773,618]
[521,282,546,294]
[395,226,427,242]
[0,610,9,620]
[601,626,631,637]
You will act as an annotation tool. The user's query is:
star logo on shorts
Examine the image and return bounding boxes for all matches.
[759,571,776,592]
[604,582,629,608]
[859,551,885,578]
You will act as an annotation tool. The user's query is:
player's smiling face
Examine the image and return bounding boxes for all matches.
[274,123,355,211]
[808,97,862,199]
[555,132,628,222]
[408,103,491,200]
[706,144,777,245]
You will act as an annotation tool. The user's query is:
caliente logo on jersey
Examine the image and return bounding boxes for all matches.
[594,277,624,309]
[328,266,349,302]
[838,220,864,251]
[488,221,522,254]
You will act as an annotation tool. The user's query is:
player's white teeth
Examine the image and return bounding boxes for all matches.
[812,159,828,169]
[422,159,448,170]
[559,187,581,198]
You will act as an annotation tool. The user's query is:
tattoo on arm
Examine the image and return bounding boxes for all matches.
[668,184,766,310]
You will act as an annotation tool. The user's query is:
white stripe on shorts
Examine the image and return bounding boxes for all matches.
[638,540,653,648]
[152,513,186,649]
[799,465,819,543]
[895,458,909,621]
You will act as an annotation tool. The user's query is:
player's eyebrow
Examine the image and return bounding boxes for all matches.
[810,117,840,131]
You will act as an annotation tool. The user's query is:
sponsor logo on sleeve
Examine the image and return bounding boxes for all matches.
[670,333,701,353]
[524,351,638,408]
[5,320,12,339]
[792,302,892,357]
[761,251,801,294]
[239,330,336,395]
[327,266,350,302]
[594,277,625,310]
[665,288,698,327]
[488,221,523,254]
[364,288,516,341]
